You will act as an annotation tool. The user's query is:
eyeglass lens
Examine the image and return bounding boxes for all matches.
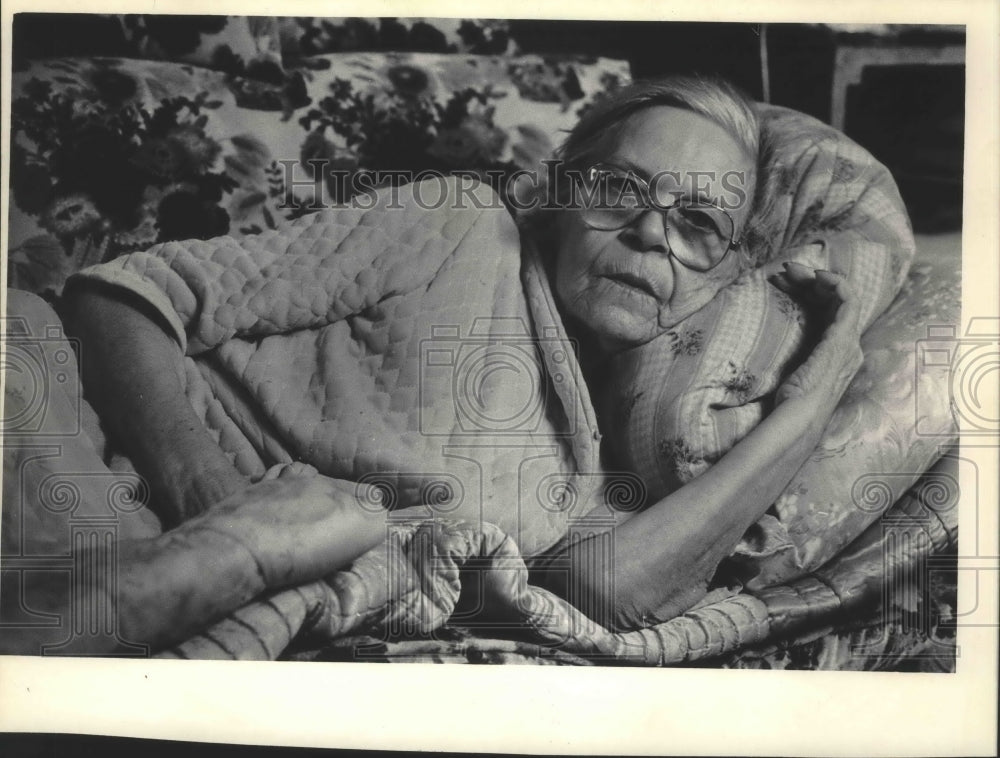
[580,167,735,271]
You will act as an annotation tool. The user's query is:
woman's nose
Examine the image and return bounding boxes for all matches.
[621,209,669,254]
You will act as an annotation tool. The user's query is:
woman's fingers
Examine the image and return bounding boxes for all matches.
[813,269,842,290]
[770,263,837,287]
[768,271,793,293]
[782,260,816,281]
[259,461,319,482]
[771,263,864,408]
[780,263,844,294]
[193,474,388,589]
[770,264,852,313]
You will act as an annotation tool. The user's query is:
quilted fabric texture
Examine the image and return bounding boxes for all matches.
[69,178,604,558]
[153,453,957,664]
[599,104,933,578]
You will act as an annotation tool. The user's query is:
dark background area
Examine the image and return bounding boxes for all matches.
[12,15,965,232]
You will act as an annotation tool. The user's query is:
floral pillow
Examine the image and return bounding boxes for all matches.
[291,52,628,208]
[118,15,284,82]
[7,53,629,298]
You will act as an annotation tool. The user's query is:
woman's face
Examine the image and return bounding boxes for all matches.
[553,105,755,352]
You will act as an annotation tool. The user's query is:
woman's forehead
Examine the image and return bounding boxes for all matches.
[605,106,754,203]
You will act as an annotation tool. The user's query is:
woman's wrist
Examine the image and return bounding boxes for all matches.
[144,418,249,519]
[103,474,387,653]
[116,516,268,650]
[158,458,249,522]
[774,393,836,444]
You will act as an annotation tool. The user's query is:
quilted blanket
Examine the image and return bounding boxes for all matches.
[156,453,957,665]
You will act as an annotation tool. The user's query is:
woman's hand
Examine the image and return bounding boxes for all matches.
[3,469,391,656]
[176,469,388,589]
[771,262,864,415]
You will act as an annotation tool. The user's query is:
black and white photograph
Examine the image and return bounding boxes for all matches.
[1,1,997,754]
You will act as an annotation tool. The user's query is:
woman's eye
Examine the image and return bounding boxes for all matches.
[678,208,720,234]
[605,177,643,207]
[604,177,627,194]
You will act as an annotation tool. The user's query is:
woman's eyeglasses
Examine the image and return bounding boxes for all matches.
[577,164,742,272]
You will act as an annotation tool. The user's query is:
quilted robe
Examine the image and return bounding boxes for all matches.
[71,177,607,559]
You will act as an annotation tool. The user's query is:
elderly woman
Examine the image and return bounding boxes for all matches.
[5,76,862,654]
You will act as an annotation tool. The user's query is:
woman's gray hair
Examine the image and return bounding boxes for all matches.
[528,74,781,267]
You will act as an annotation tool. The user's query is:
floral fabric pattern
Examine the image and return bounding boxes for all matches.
[118,15,284,81]
[278,17,514,62]
[9,61,236,294]
[7,52,629,297]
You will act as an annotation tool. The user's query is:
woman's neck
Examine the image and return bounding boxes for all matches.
[560,313,619,430]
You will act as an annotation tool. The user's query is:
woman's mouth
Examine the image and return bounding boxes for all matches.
[603,272,658,298]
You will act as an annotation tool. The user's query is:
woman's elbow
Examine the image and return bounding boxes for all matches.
[566,553,711,632]
[555,531,721,631]
[604,575,712,632]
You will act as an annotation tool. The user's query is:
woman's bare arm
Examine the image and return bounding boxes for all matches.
[9,288,392,655]
[62,285,248,526]
[553,264,864,630]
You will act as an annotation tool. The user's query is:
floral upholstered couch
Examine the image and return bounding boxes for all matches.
[5,16,959,669]
[8,16,628,297]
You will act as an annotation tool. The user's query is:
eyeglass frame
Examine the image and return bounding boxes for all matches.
[576,162,745,271]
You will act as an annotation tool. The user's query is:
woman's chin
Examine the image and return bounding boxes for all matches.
[581,305,665,353]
